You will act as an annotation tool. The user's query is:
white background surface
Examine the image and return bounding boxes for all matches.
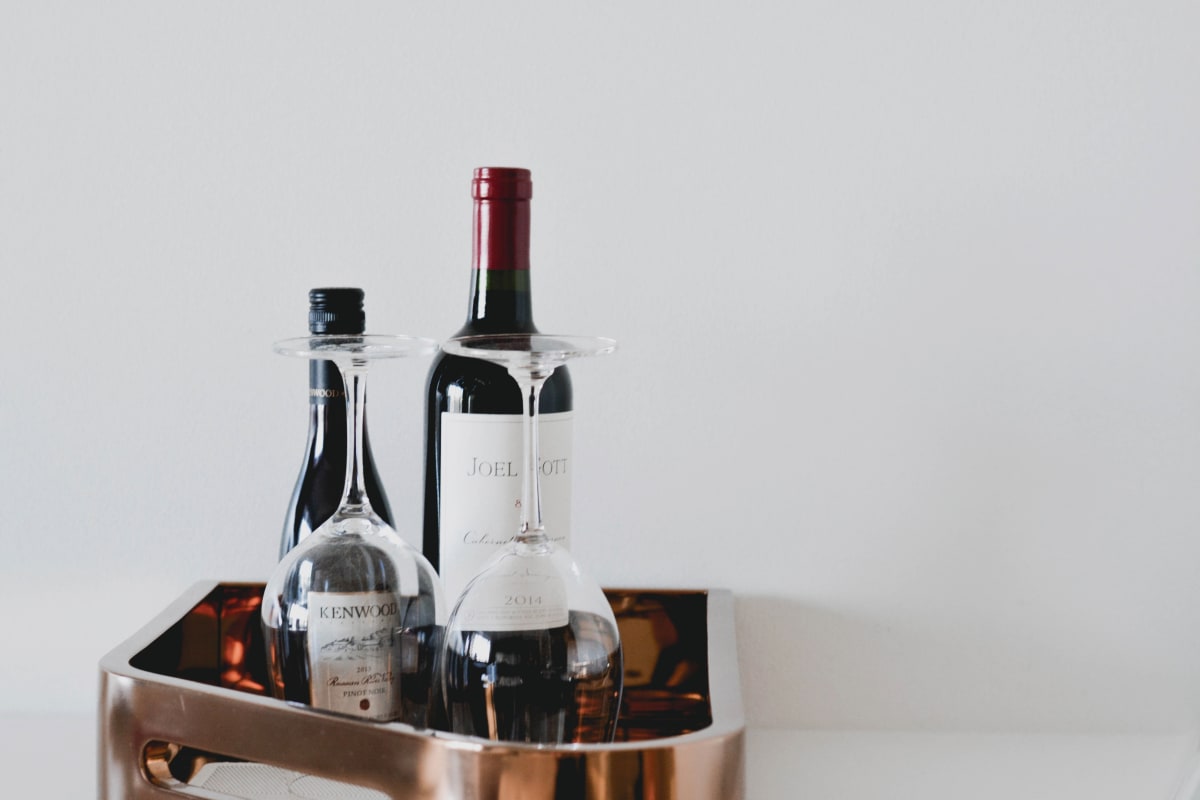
[2,1,1200,796]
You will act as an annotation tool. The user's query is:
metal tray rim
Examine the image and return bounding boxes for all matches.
[98,579,746,753]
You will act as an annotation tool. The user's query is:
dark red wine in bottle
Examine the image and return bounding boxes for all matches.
[422,168,573,602]
[442,609,622,742]
[280,288,393,558]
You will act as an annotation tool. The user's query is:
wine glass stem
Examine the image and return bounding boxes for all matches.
[519,372,550,541]
[338,362,372,515]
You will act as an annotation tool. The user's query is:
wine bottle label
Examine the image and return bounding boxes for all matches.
[439,410,573,604]
[309,360,346,404]
[454,563,569,632]
[306,590,403,721]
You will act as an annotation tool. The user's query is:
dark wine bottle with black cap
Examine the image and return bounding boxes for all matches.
[280,288,394,557]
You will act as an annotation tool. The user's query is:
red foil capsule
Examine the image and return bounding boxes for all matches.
[472,167,532,271]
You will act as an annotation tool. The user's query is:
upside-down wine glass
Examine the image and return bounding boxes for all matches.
[437,333,623,744]
[262,334,445,727]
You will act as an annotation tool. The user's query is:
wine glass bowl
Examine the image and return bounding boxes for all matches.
[443,541,624,743]
[437,333,623,744]
[263,515,444,727]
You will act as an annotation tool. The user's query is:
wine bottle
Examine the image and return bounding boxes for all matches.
[422,167,573,603]
[280,288,393,558]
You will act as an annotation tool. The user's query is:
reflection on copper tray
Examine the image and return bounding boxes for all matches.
[100,582,744,800]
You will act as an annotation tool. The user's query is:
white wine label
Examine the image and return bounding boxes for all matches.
[439,410,572,603]
[307,591,402,720]
[455,564,569,632]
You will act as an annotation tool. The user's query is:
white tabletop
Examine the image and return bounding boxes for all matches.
[3,712,1198,799]
[746,728,1198,800]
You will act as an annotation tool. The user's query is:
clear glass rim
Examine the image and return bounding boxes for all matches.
[273,334,439,361]
[441,333,617,364]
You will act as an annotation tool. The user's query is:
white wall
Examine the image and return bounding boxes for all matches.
[2,1,1198,736]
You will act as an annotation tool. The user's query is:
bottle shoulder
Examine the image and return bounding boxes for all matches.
[425,350,572,413]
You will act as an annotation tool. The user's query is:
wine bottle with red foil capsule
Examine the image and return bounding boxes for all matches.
[280,288,393,558]
[436,334,622,744]
[422,168,573,603]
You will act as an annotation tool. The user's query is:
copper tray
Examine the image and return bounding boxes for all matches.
[98,582,745,799]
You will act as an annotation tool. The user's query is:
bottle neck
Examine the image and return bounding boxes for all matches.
[466,196,537,331]
[474,196,529,271]
[466,269,537,332]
